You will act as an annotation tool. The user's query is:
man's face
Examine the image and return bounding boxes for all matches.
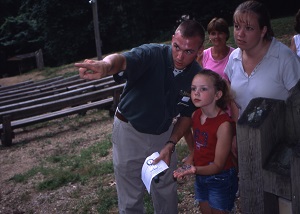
[171,32,203,70]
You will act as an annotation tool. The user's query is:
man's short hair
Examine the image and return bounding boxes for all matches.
[175,20,205,44]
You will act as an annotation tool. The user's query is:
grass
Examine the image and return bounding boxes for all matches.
[8,129,190,213]
[8,127,191,213]
[10,136,113,189]
[9,130,117,213]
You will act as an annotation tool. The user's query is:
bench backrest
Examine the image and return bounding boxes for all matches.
[0,83,125,123]
[0,79,118,113]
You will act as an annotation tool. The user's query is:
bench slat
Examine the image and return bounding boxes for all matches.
[2,97,113,130]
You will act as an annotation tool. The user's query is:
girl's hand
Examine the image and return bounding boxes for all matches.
[173,164,196,179]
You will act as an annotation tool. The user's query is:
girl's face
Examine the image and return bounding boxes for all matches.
[191,74,220,108]
[233,12,267,51]
[209,30,227,47]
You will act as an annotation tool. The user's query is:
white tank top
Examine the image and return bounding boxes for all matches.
[294,34,300,57]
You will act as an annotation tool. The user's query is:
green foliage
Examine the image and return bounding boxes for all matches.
[0,0,242,69]
[0,0,299,74]
[144,193,155,213]
[96,181,118,213]
[10,166,42,182]
[37,170,81,190]
[271,16,295,46]
[0,13,41,53]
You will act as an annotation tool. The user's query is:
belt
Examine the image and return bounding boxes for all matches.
[115,110,128,123]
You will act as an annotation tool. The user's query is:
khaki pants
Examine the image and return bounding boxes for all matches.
[112,117,178,214]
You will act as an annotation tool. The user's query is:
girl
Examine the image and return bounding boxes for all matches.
[174,69,238,214]
[183,18,236,165]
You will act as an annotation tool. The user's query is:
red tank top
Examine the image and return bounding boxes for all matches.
[192,108,236,170]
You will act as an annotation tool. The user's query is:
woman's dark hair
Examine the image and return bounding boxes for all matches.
[207,17,230,41]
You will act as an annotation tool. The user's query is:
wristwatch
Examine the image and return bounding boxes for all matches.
[165,140,176,153]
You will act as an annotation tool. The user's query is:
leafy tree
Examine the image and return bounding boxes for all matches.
[0,0,299,74]
[0,0,95,67]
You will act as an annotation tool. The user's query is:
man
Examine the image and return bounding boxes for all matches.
[75,19,205,214]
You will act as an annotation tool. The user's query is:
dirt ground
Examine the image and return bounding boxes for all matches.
[0,70,240,214]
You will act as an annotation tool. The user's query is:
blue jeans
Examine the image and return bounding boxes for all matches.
[194,167,238,212]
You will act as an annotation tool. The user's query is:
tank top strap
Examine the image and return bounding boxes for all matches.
[217,109,222,116]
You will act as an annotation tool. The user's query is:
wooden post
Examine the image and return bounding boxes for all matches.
[237,98,286,214]
[35,49,44,70]
[110,88,121,117]
[91,0,102,60]
[1,115,13,146]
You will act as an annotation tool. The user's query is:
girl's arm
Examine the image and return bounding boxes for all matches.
[173,121,234,178]
[153,116,192,166]
[230,100,240,122]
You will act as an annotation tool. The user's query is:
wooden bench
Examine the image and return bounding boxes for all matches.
[0,76,64,93]
[7,49,44,74]
[0,79,118,112]
[0,76,124,146]
[0,80,34,92]
[0,76,114,106]
[237,80,300,214]
[0,76,86,101]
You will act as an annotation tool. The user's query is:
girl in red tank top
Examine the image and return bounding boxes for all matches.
[173,69,238,214]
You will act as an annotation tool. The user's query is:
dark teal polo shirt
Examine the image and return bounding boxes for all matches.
[114,43,202,135]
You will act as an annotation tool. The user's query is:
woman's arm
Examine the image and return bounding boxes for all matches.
[290,36,297,54]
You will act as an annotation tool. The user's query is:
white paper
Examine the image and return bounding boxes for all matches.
[141,152,169,193]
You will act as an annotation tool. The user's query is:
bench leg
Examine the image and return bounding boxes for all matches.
[110,90,121,117]
[1,115,13,146]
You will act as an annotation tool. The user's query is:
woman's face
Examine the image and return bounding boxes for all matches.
[209,30,227,47]
[233,12,267,51]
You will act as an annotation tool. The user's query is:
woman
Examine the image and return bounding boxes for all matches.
[197,17,234,79]
[224,0,300,121]
[290,8,300,57]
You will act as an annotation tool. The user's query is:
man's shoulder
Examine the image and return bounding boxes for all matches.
[140,43,170,49]
[124,43,171,55]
